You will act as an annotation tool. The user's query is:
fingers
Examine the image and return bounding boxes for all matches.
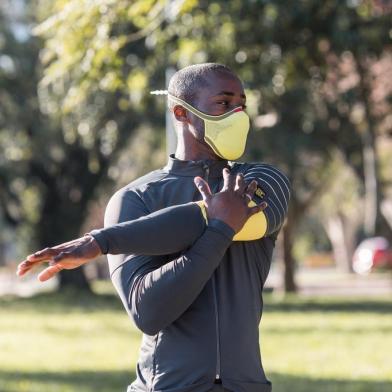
[222,168,236,190]
[38,263,63,282]
[240,180,257,204]
[16,250,71,277]
[27,247,59,262]
[16,247,61,277]
[235,173,247,193]
[246,180,258,196]
[194,176,212,201]
[27,244,75,263]
[16,250,53,276]
[248,201,268,216]
[16,243,75,277]
[222,168,230,189]
[26,237,87,262]
[243,194,252,203]
[16,260,34,277]
[16,238,89,280]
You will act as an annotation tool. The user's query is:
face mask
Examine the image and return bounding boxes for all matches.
[168,94,250,160]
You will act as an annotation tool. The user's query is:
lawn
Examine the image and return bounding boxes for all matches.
[0,283,391,392]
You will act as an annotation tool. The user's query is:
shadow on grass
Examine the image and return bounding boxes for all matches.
[1,370,391,392]
[2,291,392,315]
[0,290,124,314]
[0,369,135,392]
[262,324,392,335]
[268,372,392,392]
[263,295,392,314]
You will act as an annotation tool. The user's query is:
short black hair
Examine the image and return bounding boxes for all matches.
[168,63,234,106]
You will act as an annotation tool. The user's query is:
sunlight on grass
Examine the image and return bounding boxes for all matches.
[1,284,391,392]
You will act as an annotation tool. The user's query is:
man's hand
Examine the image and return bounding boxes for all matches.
[16,235,102,281]
[194,168,267,233]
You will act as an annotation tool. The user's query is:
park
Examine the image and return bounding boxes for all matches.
[1,1,391,391]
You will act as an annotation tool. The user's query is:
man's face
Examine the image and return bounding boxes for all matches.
[186,71,247,141]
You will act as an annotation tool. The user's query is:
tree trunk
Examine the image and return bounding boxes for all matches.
[325,213,355,273]
[59,268,91,290]
[38,189,92,293]
[362,133,379,237]
[0,234,5,266]
[380,199,392,233]
[355,56,381,237]
[282,218,297,292]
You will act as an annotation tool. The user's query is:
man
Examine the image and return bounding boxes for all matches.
[17,63,290,392]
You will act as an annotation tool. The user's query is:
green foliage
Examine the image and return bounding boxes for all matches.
[0,3,42,254]
[1,0,391,285]
[34,0,391,190]
[0,1,168,254]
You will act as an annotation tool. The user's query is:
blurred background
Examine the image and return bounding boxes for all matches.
[0,0,391,391]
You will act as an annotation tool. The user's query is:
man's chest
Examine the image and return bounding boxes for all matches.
[143,177,224,212]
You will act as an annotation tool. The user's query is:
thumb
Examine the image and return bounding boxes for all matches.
[194,176,212,201]
[38,263,63,282]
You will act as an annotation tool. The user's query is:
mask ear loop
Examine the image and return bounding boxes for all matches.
[168,94,242,121]
[150,90,242,121]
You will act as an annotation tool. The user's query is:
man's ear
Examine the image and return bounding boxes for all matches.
[173,105,188,123]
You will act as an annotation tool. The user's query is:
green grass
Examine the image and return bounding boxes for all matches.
[262,296,392,391]
[0,284,391,392]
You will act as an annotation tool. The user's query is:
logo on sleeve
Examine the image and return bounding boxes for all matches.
[255,186,265,199]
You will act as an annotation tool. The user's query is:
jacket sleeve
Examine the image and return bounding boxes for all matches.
[89,202,206,256]
[243,163,291,236]
[104,187,234,335]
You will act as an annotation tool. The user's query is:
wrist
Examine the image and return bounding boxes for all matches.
[84,233,104,256]
[207,219,235,240]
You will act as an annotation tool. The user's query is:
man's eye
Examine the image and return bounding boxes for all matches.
[217,101,229,106]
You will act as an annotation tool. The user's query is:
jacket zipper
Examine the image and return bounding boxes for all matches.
[212,277,221,381]
[203,164,221,383]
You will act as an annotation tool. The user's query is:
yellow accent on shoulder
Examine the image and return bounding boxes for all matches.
[233,201,267,241]
[196,201,208,224]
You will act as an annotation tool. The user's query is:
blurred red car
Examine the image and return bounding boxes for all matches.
[353,237,392,274]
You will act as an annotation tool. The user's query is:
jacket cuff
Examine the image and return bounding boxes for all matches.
[88,229,109,255]
[207,219,235,241]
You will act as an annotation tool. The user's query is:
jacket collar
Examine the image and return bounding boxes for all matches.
[165,154,230,178]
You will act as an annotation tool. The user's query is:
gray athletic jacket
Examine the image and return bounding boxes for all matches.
[97,155,290,392]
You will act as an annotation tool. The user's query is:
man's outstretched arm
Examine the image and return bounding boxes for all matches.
[16,202,206,281]
[89,202,206,256]
[16,170,264,281]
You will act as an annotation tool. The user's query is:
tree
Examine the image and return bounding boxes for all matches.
[3,0,391,292]
[1,0,178,290]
